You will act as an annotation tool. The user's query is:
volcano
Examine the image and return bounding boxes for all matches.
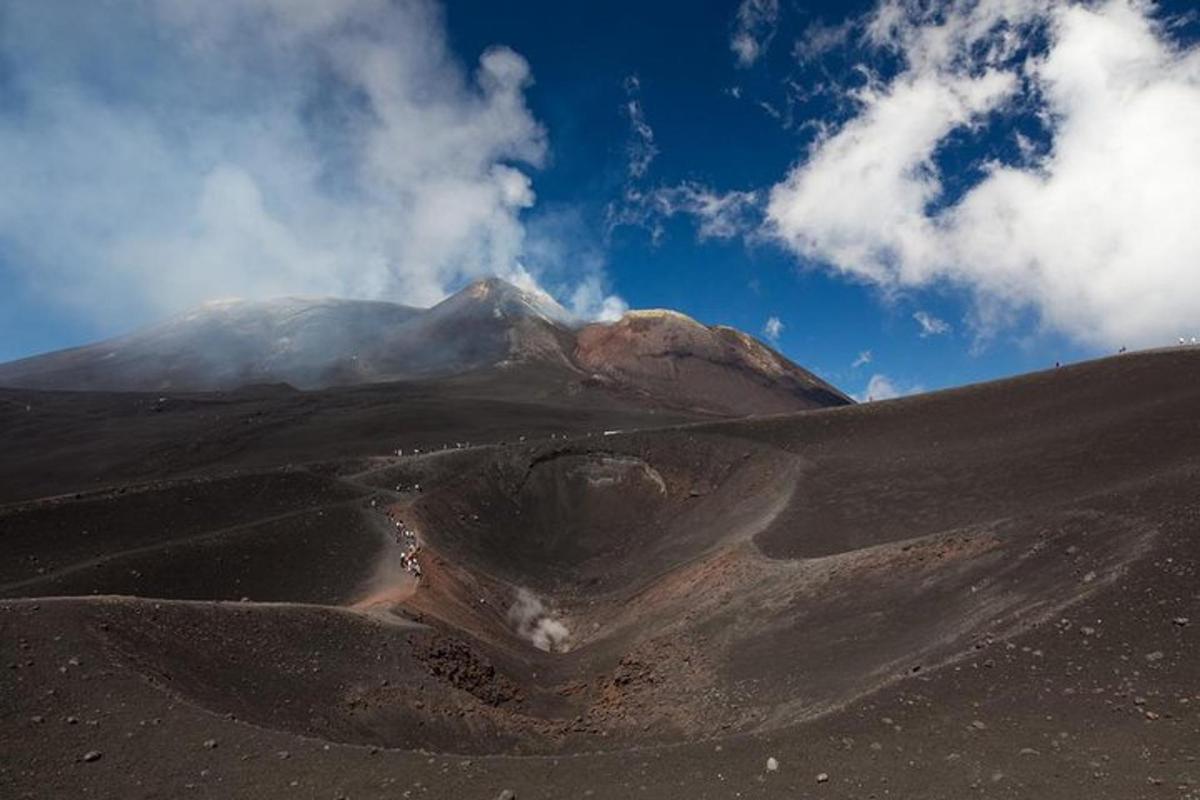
[1,346,1198,798]
[0,278,849,416]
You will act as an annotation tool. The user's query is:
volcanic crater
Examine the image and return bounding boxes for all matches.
[3,348,1198,799]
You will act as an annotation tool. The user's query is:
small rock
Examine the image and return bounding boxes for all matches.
[496,791,516,800]
[1145,710,1160,720]
[766,757,779,772]
[1019,747,1040,756]
[816,772,829,783]
[1146,651,1164,662]
[1080,626,1096,636]
[1172,617,1189,627]
[81,750,102,763]
[203,739,218,749]
[970,720,987,731]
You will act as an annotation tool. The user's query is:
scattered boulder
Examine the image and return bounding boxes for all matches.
[766,756,779,772]
[81,750,102,763]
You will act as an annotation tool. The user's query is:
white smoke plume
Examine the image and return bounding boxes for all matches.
[507,587,570,653]
[0,0,624,332]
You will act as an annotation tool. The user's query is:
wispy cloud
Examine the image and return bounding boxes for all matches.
[852,349,873,368]
[731,0,781,68]
[762,315,784,342]
[621,75,658,180]
[793,17,856,64]
[913,310,950,337]
[608,183,762,244]
[765,0,1200,349]
[607,79,762,245]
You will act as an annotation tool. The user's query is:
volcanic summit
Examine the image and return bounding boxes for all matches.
[0,278,848,416]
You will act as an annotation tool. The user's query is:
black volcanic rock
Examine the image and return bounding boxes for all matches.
[0,278,849,415]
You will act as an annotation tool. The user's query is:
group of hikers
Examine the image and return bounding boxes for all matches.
[395,521,421,578]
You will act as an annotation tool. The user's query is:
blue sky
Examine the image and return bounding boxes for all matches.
[1,1,1198,400]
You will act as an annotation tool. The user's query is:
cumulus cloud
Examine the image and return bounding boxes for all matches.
[732,0,781,67]
[913,310,951,337]
[852,349,873,368]
[855,372,923,402]
[766,0,1200,349]
[762,315,784,341]
[0,0,621,327]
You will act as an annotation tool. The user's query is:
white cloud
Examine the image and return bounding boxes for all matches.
[852,349,873,368]
[610,183,761,243]
[854,372,923,402]
[661,185,762,241]
[732,0,781,68]
[622,76,659,180]
[607,80,761,245]
[913,310,951,337]
[794,18,856,64]
[766,0,1200,349]
[0,0,621,327]
[763,315,784,341]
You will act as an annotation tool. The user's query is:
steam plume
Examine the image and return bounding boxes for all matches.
[508,588,570,653]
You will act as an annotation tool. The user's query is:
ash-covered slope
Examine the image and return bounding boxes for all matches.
[0,296,424,392]
[0,278,849,414]
[2,349,1199,800]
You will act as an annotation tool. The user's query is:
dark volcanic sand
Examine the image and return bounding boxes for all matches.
[2,350,1199,798]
